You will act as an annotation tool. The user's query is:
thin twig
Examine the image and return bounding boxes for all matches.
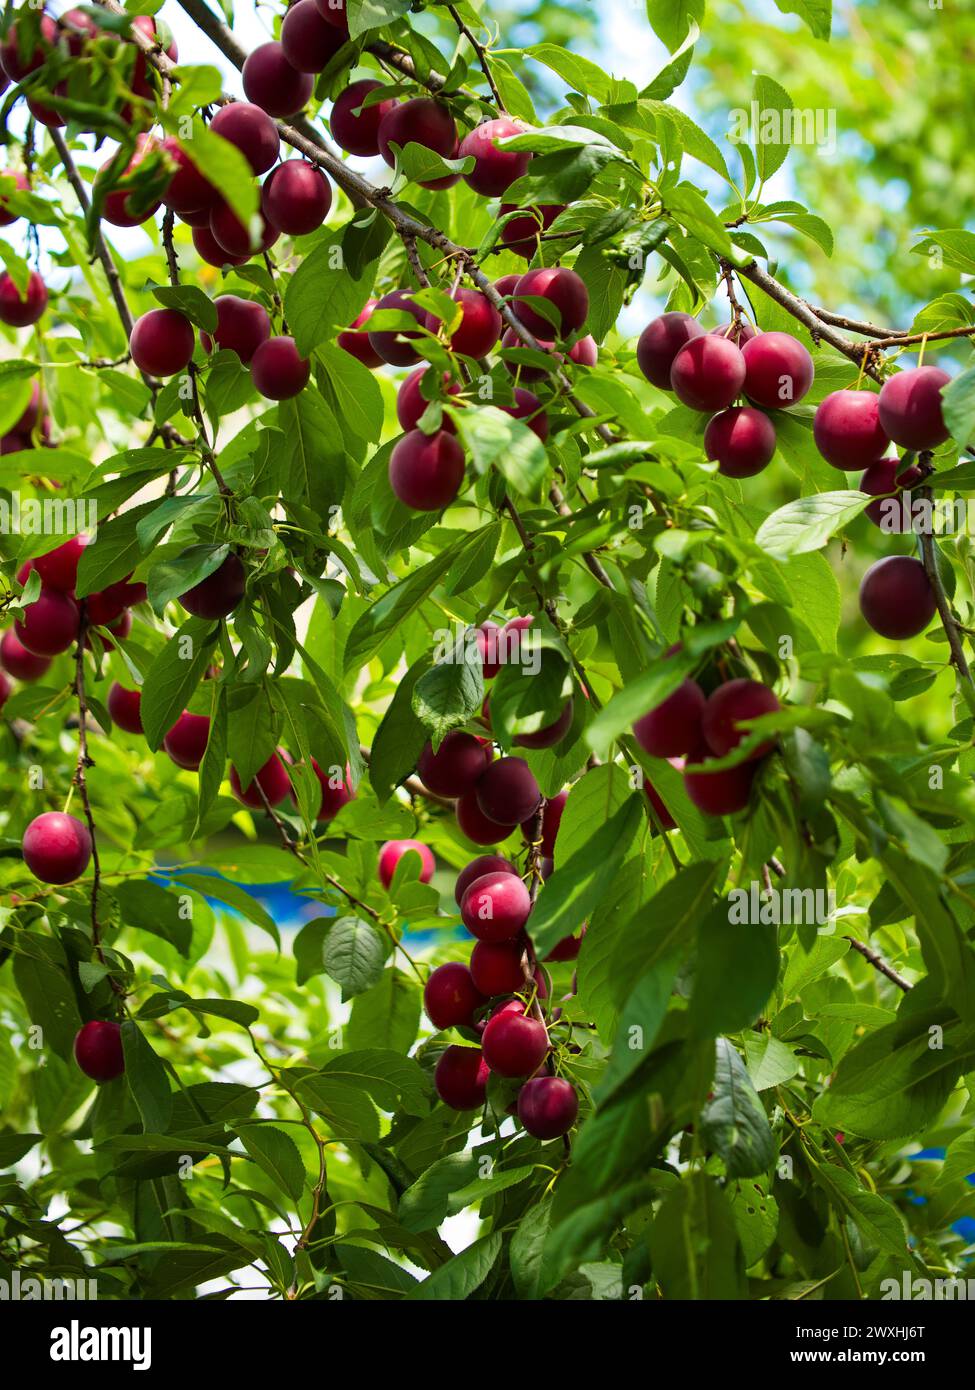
[447,4,506,110]
[844,936,912,992]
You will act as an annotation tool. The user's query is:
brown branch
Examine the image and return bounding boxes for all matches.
[915,476,974,694]
[446,4,505,111]
[844,936,912,992]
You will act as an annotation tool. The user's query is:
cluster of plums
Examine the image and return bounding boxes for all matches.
[632,656,781,817]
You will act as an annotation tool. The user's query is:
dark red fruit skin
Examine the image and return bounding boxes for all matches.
[22,810,92,883]
[0,271,47,327]
[389,429,465,511]
[0,14,57,80]
[710,321,758,347]
[513,267,589,338]
[434,1045,489,1109]
[637,313,705,388]
[514,699,573,749]
[670,334,746,412]
[251,336,311,399]
[209,201,280,259]
[458,117,530,196]
[377,98,458,182]
[424,287,502,358]
[470,938,527,995]
[312,758,355,821]
[493,274,522,299]
[499,203,564,257]
[0,628,51,681]
[877,366,951,450]
[367,289,427,366]
[476,756,542,826]
[107,682,143,734]
[86,576,145,627]
[129,309,195,377]
[544,925,585,963]
[476,621,503,679]
[705,406,776,478]
[242,41,313,118]
[73,1020,124,1083]
[281,0,346,72]
[163,711,212,770]
[456,790,512,845]
[14,589,80,656]
[424,962,486,1029]
[454,854,518,906]
[315,0,348,29]
[520,788,568,858]
[331,80,397,157]
[338,299,383,367]
[481,1006,549,1077]
[502,387,548,441]
[417,731,491,798]
[813,389,889,470]
[161,137,217,215]
[859,555,936,640]
[517,1075,579,1138]
[741,331,814,408]
[702,679,780,760]
[378,839,435,888]
[230,751,292,807]
[460,870,532,942]
[633,677,705,759]
[31,535,90,592]
[262,161,332,235]
[179,553,246,620]
[396,368,460,434]
[201,295,271,364]
[644,773,677,831]
[683,755,756,816]
[209,103,281,175]
[861,458,923,531]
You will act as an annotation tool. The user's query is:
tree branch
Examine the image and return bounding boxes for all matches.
[844,935,912,992]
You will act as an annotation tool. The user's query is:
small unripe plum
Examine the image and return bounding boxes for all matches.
[456,790,511,845]
[704,406,776,478]
[702,678,780,759]
[0,168,29,227]
[424,962,486,1029]
[251,336,311,399]
[74,1020,124,1083]
[434,1045,489,1109]
[389,429,465,511]
[813,389,889,469]
[545,926,585,963]
[861,457,923,531]
[425,287,502,359]
[476,755,542,826]
[520,788,567,858]
[281,0,346,72]
[633,674,705,758]
[0,271,47,327]
[683,755,756,816]
[513,266,589,338]
[378,839,435,888]
[460,869,531,941]
[514,699,573,749]
[367,288,427,367]
[230,750,293,807]
[742,331,814,408]
[500,203,564,258]
[396,368,460,434]
[517,1075,578,1139]
[338,299,383,367]
[710,321,758,347]
[210,200,280,258]
[14,589,79,656]
[859,555,936,640]
[481,1004,548,1077]
[331,79,397,156]
[31,534,90,592]
[179,553,246,620]
[201,295,271,364]
[192,223,249,269]
[161,138,217,215]
[243,41,313,117]
[312,758,355,821]
[0,14,57,81]
[209,102,281,175]
[129,309,195,378]
[877,366,951,450]
[417,731,491,797]
[315,0,348,30]
[459,117,530,196]
[470,938,526,995]
[502,387,548,441]
[670,334,745,412]
[637,312,705,389]
[107,682,143,734]
[262,160,332,235]
[164,711,211,770]
[0,628,51,681]
[455,854,518,906]
[378,98,458,183]
[644,774,677,831]
[23,811,92,884]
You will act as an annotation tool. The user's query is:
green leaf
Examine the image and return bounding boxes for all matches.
[650,1173,747,1299]
[941,366,975,448]
[347,969,421,1054]
[808,1160,908,1260]
[344,540,463,671]
[174,119,258,230]
[237,1124,305,1204]
[645,0,705,53]
[346,0,412,39]
[121,1022,173,1134]
[752,74,796,181]
[454,406,548,497]
[114,878,192,957]
[285,231,379,358]
[140,616,218,751]
[0,1132,42,1168]
[688,903,778,1037]
[755,490,870,558]
[412,648,485,746]
[152,283,218,333]
[322,916,387,999]
[773,0,832,40]
[407,1231,502,1300]
[700,1039,776,1178]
